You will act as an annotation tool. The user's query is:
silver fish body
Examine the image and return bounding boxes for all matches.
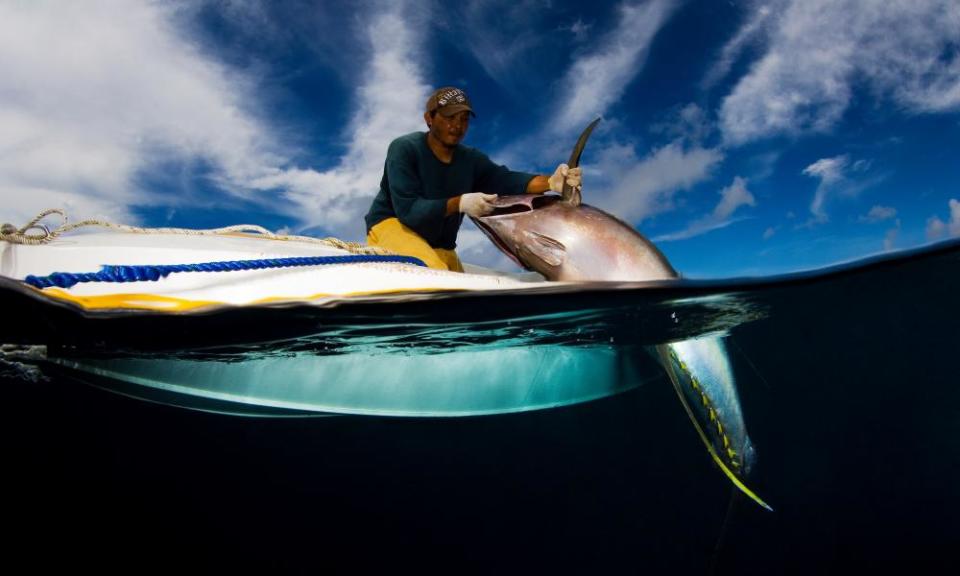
[473,194,676,282]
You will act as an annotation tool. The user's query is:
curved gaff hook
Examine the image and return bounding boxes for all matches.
[561,117,602,207]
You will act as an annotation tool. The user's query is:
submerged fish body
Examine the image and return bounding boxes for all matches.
[656,339,770,509]
[657,338,754,474]
[470,122,770,509]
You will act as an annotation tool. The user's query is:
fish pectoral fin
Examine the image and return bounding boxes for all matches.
[519,230,566,268]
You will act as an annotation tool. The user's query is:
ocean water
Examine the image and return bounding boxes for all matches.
[2,239,959,573]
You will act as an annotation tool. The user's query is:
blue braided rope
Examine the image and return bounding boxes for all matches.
[24,254,427,289]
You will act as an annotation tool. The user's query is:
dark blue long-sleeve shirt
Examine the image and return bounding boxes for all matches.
[364,132,537,249]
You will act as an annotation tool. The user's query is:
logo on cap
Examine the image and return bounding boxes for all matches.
[436,89,466,107]
[427,86,475,117]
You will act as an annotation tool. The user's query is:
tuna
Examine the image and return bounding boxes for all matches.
[471,119,771,510]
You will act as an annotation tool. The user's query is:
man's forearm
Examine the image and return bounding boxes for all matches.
[446,195,461,216]
[526,175,550,194]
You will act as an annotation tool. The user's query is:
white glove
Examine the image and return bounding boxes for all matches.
[548,163,582,193]
[459,192,498,217]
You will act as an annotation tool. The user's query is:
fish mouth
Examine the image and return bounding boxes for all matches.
[470,215,523,267]
[483,194,561,218]
[468,195,562,268]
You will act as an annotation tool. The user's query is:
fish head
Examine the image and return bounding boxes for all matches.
[471,194,677,282]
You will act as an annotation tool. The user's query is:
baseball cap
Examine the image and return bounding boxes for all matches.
[425,87,476,117]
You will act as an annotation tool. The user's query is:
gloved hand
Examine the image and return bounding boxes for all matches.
[459,192,498,217]
[548,163,582,193]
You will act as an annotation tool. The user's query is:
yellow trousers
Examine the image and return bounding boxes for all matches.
[367,217,464,272]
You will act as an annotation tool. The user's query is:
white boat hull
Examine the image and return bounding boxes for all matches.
[2,230,552,312]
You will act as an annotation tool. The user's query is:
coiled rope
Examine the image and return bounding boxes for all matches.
[0,208,391,255]
[5,209,427,289]
[24,255,427,290]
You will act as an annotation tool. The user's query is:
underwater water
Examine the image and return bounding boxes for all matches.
[2,239,959,573]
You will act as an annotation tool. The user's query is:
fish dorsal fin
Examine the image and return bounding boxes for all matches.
[562,117,601,207]
[518,230,566,267]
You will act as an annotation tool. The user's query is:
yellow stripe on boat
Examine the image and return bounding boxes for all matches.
[39,288,222,312]
[35,286,468,312]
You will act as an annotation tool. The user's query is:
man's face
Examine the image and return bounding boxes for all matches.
[426,110,470,147]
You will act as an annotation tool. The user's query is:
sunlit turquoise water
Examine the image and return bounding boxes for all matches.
[3,239,959,573]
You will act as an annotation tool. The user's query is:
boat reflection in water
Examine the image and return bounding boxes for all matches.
[46,343,649,418]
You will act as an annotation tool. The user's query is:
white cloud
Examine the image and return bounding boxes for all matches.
[0,1,255,225]
[553,0,679,134]
[488,0,693,234]
[800,154,882,225]
[563,18,593,43]
[714,176,756,220]
[925,198,960,241]
[494,0,680,171]
[456,0,552,92]
[653,176,756,241]
[859,205,897,223]
[949,199,960,237]
[762,226,777,240]
[278,7,430,238]
[650,103,714,145]
[926,216,946,240]
[0,1,300,226]
[719,0,960,144]
[745,150,781,181]
[802,155,849,224]
[485,0,701,240]
[586,140,723,223]
[883,219,900,251]
[701,3,773,89]
[0,1,427,241]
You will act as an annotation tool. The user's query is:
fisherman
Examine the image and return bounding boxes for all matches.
[364,86,582,271]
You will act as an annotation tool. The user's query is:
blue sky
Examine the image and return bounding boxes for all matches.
[2,0,959,278]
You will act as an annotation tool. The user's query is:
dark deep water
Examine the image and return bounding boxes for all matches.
[3,240,959,574]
